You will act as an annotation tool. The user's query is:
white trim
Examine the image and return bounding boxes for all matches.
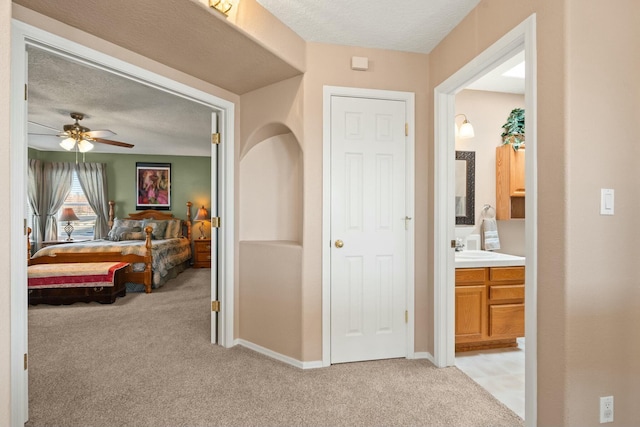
[236,339,323,370]
[322,85,416,367]
[10,20,236,423]
[433,15,537,426]
[410,352,436,365]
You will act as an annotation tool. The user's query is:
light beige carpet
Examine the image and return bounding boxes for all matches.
[26,269,523,427]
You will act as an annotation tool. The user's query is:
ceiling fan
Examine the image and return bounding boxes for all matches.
[29,112,134,152]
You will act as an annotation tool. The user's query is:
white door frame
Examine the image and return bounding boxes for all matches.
[433,15,537,426]
[10,20,236,425]
[322,86,415,367]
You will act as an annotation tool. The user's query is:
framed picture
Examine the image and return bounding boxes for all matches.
[136,162,171,210]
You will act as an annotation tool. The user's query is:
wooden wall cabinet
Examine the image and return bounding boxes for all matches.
[496,144,525,219]
[455,265,525,352]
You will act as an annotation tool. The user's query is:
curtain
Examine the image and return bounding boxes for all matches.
[27,159,45,250]
[75,162,110,239]
[42,162,73,241]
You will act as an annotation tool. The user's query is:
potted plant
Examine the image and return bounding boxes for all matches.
[501,108,525,151]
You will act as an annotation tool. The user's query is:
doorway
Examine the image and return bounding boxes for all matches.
[322,86,415,366]
[433,15,537,426]
[10,19,235,424]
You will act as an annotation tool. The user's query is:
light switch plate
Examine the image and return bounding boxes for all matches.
[600,189,614,215]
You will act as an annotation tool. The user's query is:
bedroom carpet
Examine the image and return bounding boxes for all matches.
[26,268,523,427]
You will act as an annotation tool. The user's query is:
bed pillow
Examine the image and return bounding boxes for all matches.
[164,219,182,239]
[142,219,168,240]
[120,231,146,241]
[107,226,142,241]
[112,218,143,230]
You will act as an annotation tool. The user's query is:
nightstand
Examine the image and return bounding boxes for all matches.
[193,239,212,268]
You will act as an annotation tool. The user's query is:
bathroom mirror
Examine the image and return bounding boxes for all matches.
[455,150,475,225]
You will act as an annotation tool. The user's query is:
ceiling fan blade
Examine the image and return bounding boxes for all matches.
[28,133,61,137]
[92,137,134,148]
[84,129,116,138]
[28,121,62,132]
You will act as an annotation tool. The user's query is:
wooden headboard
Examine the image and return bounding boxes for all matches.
[108,201,193,240]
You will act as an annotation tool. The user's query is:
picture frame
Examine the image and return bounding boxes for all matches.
[136,162,171,210]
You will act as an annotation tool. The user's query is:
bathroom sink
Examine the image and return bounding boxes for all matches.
[455,250,498,259]
[455,250,525,267]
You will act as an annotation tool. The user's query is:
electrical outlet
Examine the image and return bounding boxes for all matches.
[600,396,614,423]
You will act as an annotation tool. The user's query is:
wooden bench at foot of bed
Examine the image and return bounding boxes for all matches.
[28,259,131,305]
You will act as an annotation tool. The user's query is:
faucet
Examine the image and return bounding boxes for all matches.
[455,238,465,252]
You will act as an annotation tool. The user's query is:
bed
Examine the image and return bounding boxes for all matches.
[28,201,194,297]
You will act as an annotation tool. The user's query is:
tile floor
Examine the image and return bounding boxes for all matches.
[455,338,525,419]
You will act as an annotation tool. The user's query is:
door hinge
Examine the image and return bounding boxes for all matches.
[211,133,220,145]
[24,218,27,236]
[211,300,220,312]
[405,123,408,136]
[405,310,408,324]
[211,217,221,228]
[24,353,28,370]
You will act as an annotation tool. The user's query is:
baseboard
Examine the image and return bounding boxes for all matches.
[412,352,436,364]
[235,339,323,370]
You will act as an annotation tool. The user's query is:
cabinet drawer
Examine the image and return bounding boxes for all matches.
[490,284,524,301]
[489,266,524,282]
[195,251,211,263]
[455,268,486,285]
[489,304,524,338]
[195,243,212,253]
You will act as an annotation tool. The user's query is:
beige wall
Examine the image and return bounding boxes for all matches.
[455,89,525,255]
[563,1,640,424]
[1,0,12,424]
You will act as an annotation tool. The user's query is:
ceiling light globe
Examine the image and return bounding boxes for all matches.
[60,137,76,151]
[78,139,94,153]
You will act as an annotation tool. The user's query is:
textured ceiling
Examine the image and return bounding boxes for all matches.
[256,0,481,54]
[27,47,214,157]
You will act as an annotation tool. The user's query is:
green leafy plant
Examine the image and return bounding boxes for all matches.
[501,108,525,151]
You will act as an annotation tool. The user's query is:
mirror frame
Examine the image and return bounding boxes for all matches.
[455,150,475,225]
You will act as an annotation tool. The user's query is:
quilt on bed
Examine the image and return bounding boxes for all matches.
[32,238,192,286]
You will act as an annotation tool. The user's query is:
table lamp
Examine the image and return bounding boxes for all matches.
[59,207,80,241]
[193,205,209,239]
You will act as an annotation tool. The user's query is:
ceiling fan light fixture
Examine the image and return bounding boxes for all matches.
[78,139,94,153]
[60,137,76,151]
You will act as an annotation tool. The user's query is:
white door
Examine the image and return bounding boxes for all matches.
[330,96,407,364]
[210,112,219,344]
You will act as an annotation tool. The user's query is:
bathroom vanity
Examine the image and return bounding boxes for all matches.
[455,251,525,352]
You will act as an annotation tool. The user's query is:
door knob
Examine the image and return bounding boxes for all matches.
[335,239,344,248]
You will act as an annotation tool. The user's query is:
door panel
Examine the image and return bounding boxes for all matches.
[330,96,407,364]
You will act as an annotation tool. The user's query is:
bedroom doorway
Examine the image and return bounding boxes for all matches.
[10,20,236,424]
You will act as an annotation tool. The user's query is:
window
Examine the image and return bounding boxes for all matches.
[58,171,96,240]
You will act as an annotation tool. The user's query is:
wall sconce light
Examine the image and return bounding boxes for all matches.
[193,205,210,239]
[455,114,475,139]
[209,0,233,16]
[59,207,80,241]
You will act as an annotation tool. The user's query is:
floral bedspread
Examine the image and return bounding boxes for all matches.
[32,238,192,286]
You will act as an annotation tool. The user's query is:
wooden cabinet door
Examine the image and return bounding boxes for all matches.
[455,285,486,343]
[489,303,525,338]
[509,147,526,197]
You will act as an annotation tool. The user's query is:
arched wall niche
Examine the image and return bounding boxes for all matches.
[240,124,303,243]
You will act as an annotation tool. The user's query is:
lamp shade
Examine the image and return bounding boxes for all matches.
[60,137,76,151]
[59,207,80,222]
[78,139,94,153]
[193,206,209,221]
[458,121,475,139]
